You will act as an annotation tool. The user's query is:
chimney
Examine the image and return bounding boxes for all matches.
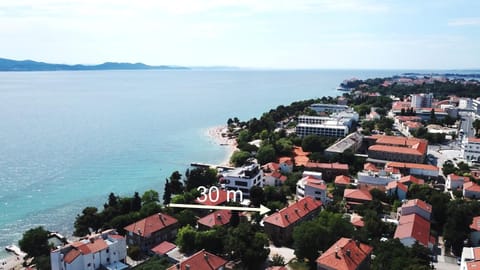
[159,213,166,226]
[335,245,340,259]
[304,202,308,210]
[176,264,180,269]
[185,264,190,270]
[284,214,289,222]
[346,249,351,258]
[204,253,209,261]
[137,229,142,236]
[217,214,222,220]
[355,240,360,247]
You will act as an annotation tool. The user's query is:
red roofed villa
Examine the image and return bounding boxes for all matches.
[124,213,179,252]
[197,210,232,230]
[167,249,227,270]
[316,237,373,270]
[394,213,433,248]
[343,189,373,207]
[263,196,322,246]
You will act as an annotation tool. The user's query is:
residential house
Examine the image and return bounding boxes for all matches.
[296,175,328,204]
[460,247,480,270]
[350,213,365,229]
[316,237,373,270]
[386,181,408,200]
[167,249,227,270]
[278,157,293,173]
[464,137,480,162]
[197,210,232,230]
[304,162,349,181]
[335,175,352,187]
[397,199,432,221]
[151,241,177,257]
[446,173,470,190]
[264,171,287,187]
[385,162,439,178]
[464,181,480,199]
[50,230,127,270]
[357,169,401,186]
[263,197,322,246]
[343,189,373,208]
[222,163,264,198]
[398,175,425,187]
[394,214,433,248]
[124,213,179,252]
[293,146,310,167]
[471,216,480,247]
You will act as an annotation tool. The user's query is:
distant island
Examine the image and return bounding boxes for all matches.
[0,57,188,71]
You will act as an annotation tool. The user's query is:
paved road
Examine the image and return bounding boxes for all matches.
[460,111,475,137]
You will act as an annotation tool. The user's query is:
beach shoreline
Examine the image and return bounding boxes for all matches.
[0,253,23,270]
[206,125,238,166]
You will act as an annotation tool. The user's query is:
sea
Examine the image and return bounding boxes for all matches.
[0,69,407,257]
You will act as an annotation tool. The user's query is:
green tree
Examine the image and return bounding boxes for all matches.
[142,190,160,205]
[74,207,101,236]
[226,223,270,270]
[176,225,197,254]
[250,186,265,207]
[256,144,276,165]
[474,119,480,135]
[185,167,218,190]
[230,150,251,167]
[132,192,142,211]
[271,254,286,266]
[19,226,50,260]
[443,200,480,255]
[174,209,197,227]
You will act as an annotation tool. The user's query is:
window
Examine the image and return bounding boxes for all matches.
[235,180,248,187]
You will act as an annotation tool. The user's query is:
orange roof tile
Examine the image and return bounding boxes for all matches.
[151,241,177,255]
[63,249,81,264]
[124,213,178,237]
[316,238,373,270]
[197,210,232,228]
[467,261,480,270]
[351,215,365,228]
[403,199,432,214]
[470,216,480,231]
[167,249,227,270]
[86,238,108,254]
[305,162,349,170]
[385,162,439,171]
[465,181,480,192]
[448,173,470,182]
[386,181,408,192]
[262,162,280,172]
[363,162,379,172]
[399,175,425,185]
[279,157,293,166]
[394,214,431,246]
[368,145,424,156]
[343,189,373,202]
[263,197,322,228]
[468,137,480,144]
[335,175,352,186]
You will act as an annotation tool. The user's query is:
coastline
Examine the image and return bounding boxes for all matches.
[0,254,23,270]
[206,125,238,166]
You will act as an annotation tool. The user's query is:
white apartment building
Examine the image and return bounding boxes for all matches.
[464,137,480,162]
[309,103,349,113]
[296,173,328,204]
[222,163,264,198]
[411,93,433,108]
[357,170,401,186]
[50,230,127,270]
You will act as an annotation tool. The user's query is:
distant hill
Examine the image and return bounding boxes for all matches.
[0,58,188,71]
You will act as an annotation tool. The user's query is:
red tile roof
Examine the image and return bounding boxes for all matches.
[124,213,178,237]
[403,199,432,214]
[470,216,480,231]
[151,241,177,255]
[278,157,293,166]
[351,215,365,228]
[395,116,421,122]
[386,181,408,192]
[468,137,480,144]
[394,214,431,246]
[343,189,373,202]
[335,175,352,186]
[293,146,310,166]
[368,145,424,156]
[467,261,480,270]
[465,181,480,192]
[195,189,229,206]
[316,238,373,270]
[86,238,108,254]
[385,162,439,171]
[263,162,280,172]
[263,197,322,228]
[304,176,327,190]
[64,249,81,264]
[197,210,232,228]
[167,249,227,270]
[305,162,349,170]
[363,162,379,172]
[399,175,424,185]
[448,173,470,183]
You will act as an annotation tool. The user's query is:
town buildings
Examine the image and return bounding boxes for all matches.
[167,249,227,270]
[366,135,428,164]
[303,162,349,181]
[464,137,480,162]
[446,173,470,190]
[50,230,127,270]
[296,173,328,204]
[325,132,363,156]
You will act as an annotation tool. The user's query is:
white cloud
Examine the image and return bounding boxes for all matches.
[448,17,480,26]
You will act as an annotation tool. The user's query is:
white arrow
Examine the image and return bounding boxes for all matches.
[168,203,270,215]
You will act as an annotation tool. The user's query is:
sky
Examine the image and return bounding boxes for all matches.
[1,0,479,69]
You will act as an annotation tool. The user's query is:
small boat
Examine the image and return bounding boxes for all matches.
[5,245,15,252]
[5,244,25,256]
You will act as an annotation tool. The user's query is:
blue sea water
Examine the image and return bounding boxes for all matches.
[0,69,404,256]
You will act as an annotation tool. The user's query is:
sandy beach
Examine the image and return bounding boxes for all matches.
[206,125,238,166]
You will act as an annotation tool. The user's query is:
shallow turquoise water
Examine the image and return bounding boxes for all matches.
[0,69,404,255]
